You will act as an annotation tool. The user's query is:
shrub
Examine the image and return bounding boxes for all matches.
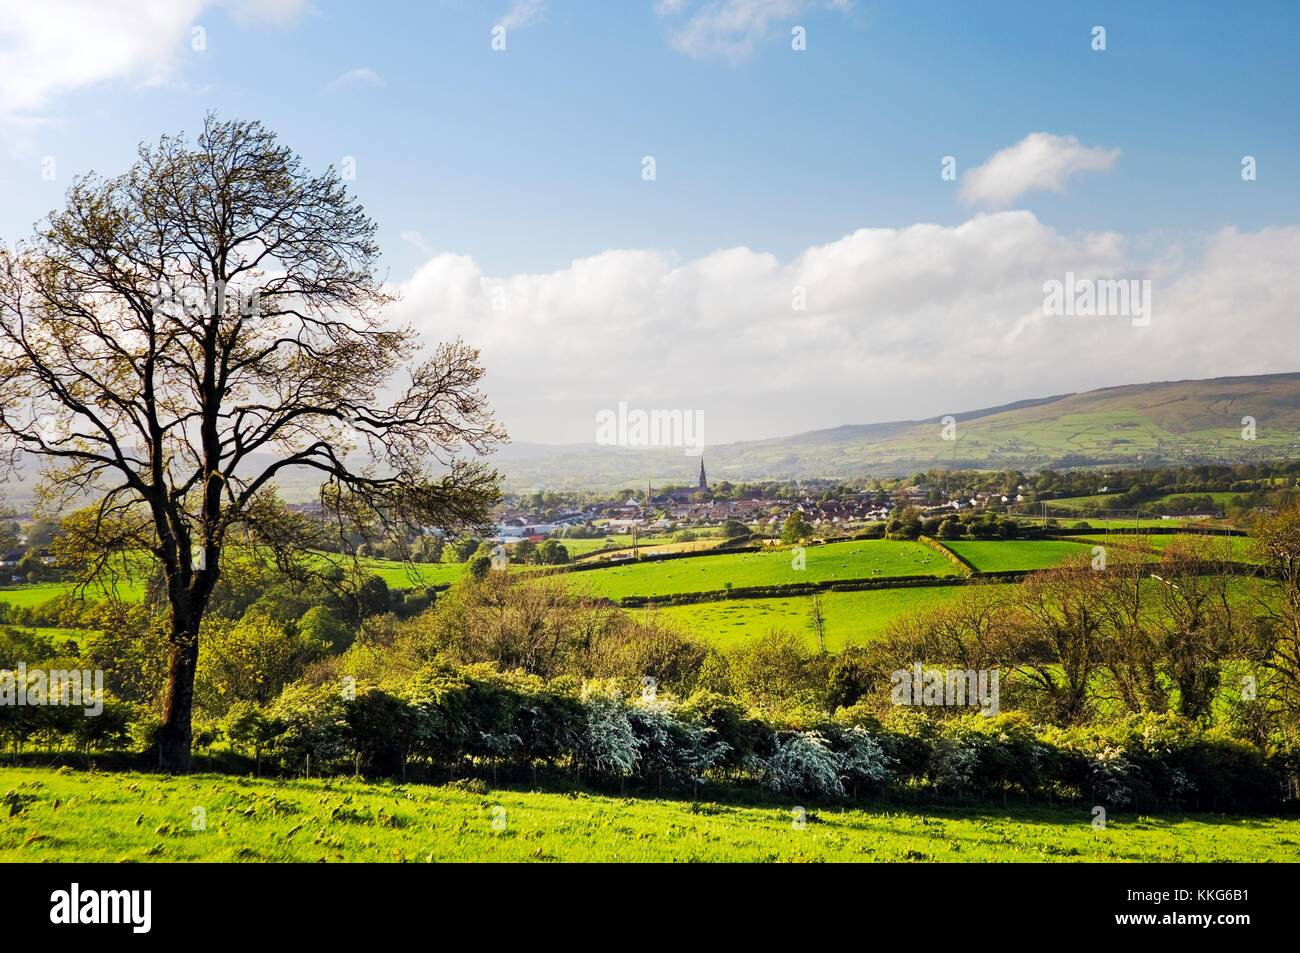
[765,730,844,799]
[345,688,416,776]
[628,702,730,785]
[268,682,350,773]
[833,726,894,791]
[578,689,639,780]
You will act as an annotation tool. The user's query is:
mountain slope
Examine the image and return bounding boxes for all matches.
[495,373,1300,489]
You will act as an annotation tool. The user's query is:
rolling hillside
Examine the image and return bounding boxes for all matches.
[495,373,1300,489]
[7,373,1298,501]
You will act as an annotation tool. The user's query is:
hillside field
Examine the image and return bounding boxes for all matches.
[942,539,1095,572]
[495,374,1300,486]
[564,539,959,601]
[651,585,990,650]
[1,535,1266,649]
[0,768,1294,863]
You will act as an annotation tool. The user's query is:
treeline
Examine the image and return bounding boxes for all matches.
[1035,462,1300,512]
[5,508,1300,810]
[0,642,1281,810]
[182,676,1288,811]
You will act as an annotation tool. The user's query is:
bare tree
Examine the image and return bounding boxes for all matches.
[1094,541,1168,714]
[808,592,826,654]
[0,117,504,770]
[1004,559,1107,724]
[1251,504,1300,726]
[1146,534,1243,722]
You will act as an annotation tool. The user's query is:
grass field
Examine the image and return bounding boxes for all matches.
[1051,491,1240,510]
[0,768,1293,863]
[0,579,147,608]
[1070,534,1260,563]
[566,539,959,601]
[579,539,726,562]
[0,583,79,608]
[344,557,463,589]
[942,539,1094,572]
[0,556,459,610]
[1045,517,1197,529]
[652,585,989,650]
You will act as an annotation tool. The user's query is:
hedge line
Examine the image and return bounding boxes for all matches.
[195,668,1296,811]
[917,535,977,576]
[615,573,968,608]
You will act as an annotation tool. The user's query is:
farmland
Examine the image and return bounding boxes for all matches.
[0,768,1293,863]
[942,539,1094,572]
[651,585,989,650]
[1070,533,1260,562]
[2,534,1265,649]
[0,555,455,611]
[563,539,959,601]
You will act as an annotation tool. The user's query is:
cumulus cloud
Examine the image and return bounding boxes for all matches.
[660,0,851,65]
[0,0,308,118]
[387,214,1300,445]
[960,133,1120,208]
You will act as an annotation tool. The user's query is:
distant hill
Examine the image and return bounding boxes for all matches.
[493,373,1300,490]
[6,373,1298,502]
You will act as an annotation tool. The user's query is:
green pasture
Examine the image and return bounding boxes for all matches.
[941,539,1094,572]
[565,539,959,601]
[652,585,993,651]
[1071,534,1260,563]
[0,768,1292,863]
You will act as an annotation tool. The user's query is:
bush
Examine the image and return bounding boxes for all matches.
[627,702,729,785]
[268,682,350,774]
[345,688,415,776]
[578,689,639,780]
[765,730,844,798]
[832,726,894,792]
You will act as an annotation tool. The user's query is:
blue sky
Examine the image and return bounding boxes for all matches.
[2,1,1299,443]
[4,1,1298,274]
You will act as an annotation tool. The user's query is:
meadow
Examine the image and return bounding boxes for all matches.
[565,539,959,601]
[942,539,1095,572]
[1070,533,1259,562]
[3,535,1259,651]
[0,555,455,611]
[0,583,89,608]
[651,585,990,650]
[0,768,1293,863]
[1046,517,1196,529]
[1047,492,1240,512]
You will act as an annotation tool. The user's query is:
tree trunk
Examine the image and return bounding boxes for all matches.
[157,615,201,773]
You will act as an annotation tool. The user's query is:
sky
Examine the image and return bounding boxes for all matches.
[1,0,1299,447]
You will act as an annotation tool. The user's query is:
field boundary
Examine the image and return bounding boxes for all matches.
[917,535,977,576]
[1044,524,1247,537]
[613,572,1020,608]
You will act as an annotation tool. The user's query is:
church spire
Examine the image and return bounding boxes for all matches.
[698,457,708,491]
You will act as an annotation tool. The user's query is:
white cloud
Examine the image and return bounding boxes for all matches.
[325,67,385,92]
[388,214,1300,445]
[659,0,850,65]
[498,0,546,30]
[0,0,308,118]
[960,132,1120,208]
[401,230,434,255]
